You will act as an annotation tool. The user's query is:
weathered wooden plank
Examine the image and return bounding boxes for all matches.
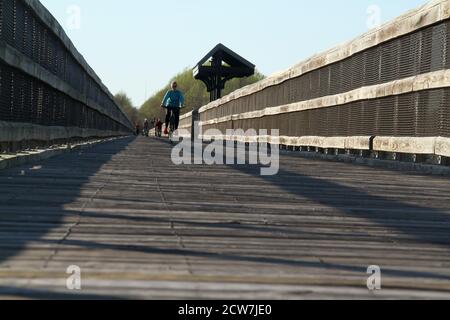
[1,136,450,299]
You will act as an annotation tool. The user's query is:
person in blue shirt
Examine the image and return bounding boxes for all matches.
[161,81,185,134]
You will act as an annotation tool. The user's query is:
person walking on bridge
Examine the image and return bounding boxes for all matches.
[135,122,141,136]
[155,118,163,137]
[161,81,184,135]
[143,119,150,136]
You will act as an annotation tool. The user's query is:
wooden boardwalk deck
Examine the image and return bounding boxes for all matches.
[0,136,450,299]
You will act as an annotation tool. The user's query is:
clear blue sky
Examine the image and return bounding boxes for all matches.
[40,0,428,107]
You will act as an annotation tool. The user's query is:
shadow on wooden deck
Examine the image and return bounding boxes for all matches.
[0,137,135,265]
[1,137,450,298]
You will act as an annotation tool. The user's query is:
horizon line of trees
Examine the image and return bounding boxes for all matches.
[114,67,265,126]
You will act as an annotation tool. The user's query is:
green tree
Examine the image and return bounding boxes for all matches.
[114,92,140,125]
[139,68,265,121]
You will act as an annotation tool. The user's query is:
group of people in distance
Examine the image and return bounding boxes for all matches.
[134,118,162,137]
[134,81,185,138]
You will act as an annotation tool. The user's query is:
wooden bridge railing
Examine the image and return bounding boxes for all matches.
[0,0,133,151]
[180,0,450,164]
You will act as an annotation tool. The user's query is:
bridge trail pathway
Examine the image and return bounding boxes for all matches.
[0,136,450,299]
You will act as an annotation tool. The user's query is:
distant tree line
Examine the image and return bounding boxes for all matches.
[115,68,265,126]
[114,92,140,125]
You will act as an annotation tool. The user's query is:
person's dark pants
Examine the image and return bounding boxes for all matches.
[165,107,180,130]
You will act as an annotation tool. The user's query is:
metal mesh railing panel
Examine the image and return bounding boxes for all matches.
[0,0,131,132]
[200,19,450,139]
